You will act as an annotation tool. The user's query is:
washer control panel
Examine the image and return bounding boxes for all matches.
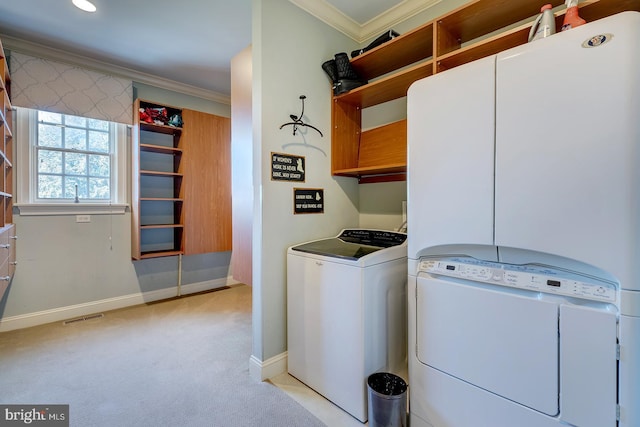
[419,257,618,303]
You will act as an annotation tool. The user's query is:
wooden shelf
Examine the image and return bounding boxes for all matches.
[2,124,11,141]
[141,224,184,229]
[330,0,639,183]
[140,170,183,178]
[140,250,183,259]
[437,23,527,71]
[336,61,433,108]
[132,99,185,260]
[140,122,182,135]
[436,0,565,54]
[350,22,434,80]
[0,36,14,299]
[140,144,182,155]
[132,99,232,259]
[0,150,12,168]
[569,0,640,22]
[333,163,406,177]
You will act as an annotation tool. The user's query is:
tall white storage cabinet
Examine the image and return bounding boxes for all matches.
[407,12,640,427]
[494,21,640,285]
[408,11,640,282]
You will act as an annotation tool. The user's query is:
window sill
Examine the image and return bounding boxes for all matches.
[15,203,129,216]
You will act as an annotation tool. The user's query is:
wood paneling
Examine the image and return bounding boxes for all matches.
[357,120,406,169]
[181,109,232,255]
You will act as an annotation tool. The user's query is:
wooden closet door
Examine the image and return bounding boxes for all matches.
[180,109,232,255]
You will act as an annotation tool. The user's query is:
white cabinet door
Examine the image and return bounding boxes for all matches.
[407,56,496,259]
[495,13,640,289]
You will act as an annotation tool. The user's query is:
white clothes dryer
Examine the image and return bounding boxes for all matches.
[408,252,623,427]
[287,229,408,422]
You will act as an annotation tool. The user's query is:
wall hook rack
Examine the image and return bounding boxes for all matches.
[279,95,323,137]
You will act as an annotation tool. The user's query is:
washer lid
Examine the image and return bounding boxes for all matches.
[291,229,406,260]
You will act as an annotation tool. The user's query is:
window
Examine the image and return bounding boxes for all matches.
[36,111,112,201]
[15,107,128,215]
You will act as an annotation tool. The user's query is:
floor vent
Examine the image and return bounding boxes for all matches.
[63,313,105,325]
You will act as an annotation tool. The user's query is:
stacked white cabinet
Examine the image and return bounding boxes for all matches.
[407,12,640,427]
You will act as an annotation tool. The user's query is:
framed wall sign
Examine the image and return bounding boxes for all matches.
[293,188,324,214]
[271,152,305,182]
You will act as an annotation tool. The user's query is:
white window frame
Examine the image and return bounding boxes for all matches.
[14,107,129,216]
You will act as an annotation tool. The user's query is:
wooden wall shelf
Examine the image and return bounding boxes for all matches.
[132,99,185,259]
[331,0,639,183]
[0,37,15,300]
[132,99,232,260]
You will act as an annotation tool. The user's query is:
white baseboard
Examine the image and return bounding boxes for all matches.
[0,278,239,333]
[249,351,288,382]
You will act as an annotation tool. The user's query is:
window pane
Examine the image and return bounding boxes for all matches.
[89,154,110,177]
[65,177,88,199]
[33,109,117,202]
[88,118,109,131]
[38,123,62,148]
[65,128,87,150]
[65,115,87,128]
[38,149,63,173]
[88,130,109,153]
[38,175,63,198]
[89,178,110,199]
[65,152,87,175]
[39,111,62,124]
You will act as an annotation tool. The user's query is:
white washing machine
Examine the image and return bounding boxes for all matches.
[287,229,407,422]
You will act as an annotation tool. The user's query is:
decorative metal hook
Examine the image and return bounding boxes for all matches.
[279,95,323,137]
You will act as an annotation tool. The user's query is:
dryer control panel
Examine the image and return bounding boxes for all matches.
[419,257,618,303]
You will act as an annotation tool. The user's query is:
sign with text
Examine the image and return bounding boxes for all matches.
[1,405,69,426]
[293,188,324,214]
[271,152,305,182]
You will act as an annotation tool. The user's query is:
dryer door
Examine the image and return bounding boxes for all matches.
[416,275,559,415]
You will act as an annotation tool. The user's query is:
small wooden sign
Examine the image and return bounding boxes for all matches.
[271,152,305,182]
[294,188,324,214]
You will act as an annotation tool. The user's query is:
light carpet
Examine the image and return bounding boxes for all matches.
[0,285,326,427]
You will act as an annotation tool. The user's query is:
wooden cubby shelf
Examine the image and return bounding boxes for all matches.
[132,99,232,260]
[331,0,640,183]
[140,170,183,177]
[140,144,183,156]
[132,99,185,259]
[336,61,434,108]
[140,122,182,135]
[0,36,16,300]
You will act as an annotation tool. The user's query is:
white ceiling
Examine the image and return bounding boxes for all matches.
[0,0,435,102]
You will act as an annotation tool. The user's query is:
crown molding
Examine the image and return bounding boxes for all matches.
[289,0,362,40]
[290,0,441,43]
[360,0,441,41]
[1,34,230,105]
